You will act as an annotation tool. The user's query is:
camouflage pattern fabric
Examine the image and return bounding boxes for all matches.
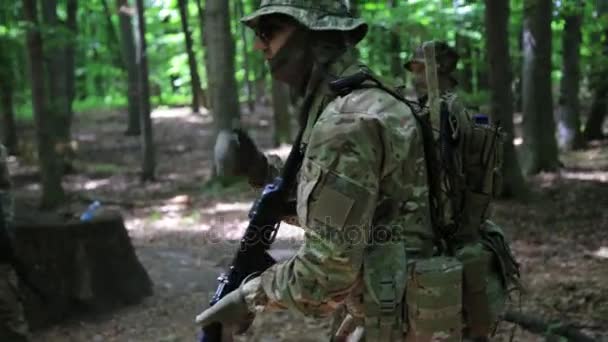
[241,48,440,341]
[0,144,30,341]
[241,0,368,43]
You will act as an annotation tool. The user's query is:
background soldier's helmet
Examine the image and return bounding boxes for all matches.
[241,0,368,44]
[404,41,460,75]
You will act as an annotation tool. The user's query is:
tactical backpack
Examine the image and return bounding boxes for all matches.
[407,42,521,339]
[328,42,521,340]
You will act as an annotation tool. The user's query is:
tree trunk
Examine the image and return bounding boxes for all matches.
[388,0,402,80]
[271,79,291,147]
[117,0,142,135]
[205,0,242,179]
[0,79,18,155]
[583,1,608,141]
[135,0,156,181]
[484,0,526,198]
[101,0,126,70]
[0,41,18,155]
[521,0,559,174]
[42,0,75,176]
[194,0,211,110]
[177,0,202,114]
[584,85,608,141]
[236,0,255,113]
[557,2,585,150]
[65,0,78,120]
[23,0,66,207]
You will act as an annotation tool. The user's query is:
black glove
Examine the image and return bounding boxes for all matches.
[233,129,269,187]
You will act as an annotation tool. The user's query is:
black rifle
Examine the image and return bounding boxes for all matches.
[199,128,305,342]
[0,200,46,301]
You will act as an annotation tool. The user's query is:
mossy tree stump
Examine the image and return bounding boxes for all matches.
[12,208,152,329]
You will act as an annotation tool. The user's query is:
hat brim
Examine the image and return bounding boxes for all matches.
[241,5,368,44]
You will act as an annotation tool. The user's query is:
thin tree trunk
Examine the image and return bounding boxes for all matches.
[387,0,402,80]
[521,0,559,174]
[0,38,18,154]
[0,80,18,155]
[42,0,74,175]
[205,0,241,176]
[583,1,608,141]
[557,2,585,150]
[101,0,126,70]
[484,0,526,198]
[177,0,202,114]
[271,79,291,147]
[584,86,608,141]
[236,0,255,113]
[194,0,211,110]
[135,0,156,181]
[66,0,78,119]
[23,0,65,207]
[117,0,141,135]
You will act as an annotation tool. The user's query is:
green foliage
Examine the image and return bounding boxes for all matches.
[1,0,606,119]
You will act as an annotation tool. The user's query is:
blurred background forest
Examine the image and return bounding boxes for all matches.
[0,0,607,341]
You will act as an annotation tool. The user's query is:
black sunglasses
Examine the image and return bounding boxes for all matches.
[254,20,285,43]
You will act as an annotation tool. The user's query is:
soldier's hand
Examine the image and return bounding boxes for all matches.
[233,129,269,186]
[195,276,259,333]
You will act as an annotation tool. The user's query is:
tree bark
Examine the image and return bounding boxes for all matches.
[388,0,402,80]
[0,40,18,155]
[0,78,18,155]
[271,79,291,147]
[584,84,608,141]
[557,2,585,150]
[177,0,202,114]
[23,0,66,207]
[484,0,527,198]
[205,0,240,126]
[205,0,242,179]
[65,0,78,120]
[236,0,255,113]
[135,0,156,181]
[14,209,152,329]
[42,0,75,176]
[194,0,211,109]
[101,0,126,70]
[583,1,608,141]
[117,0,142,135]
[521,0,560,174]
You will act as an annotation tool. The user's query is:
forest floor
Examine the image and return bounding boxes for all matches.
[9,106,608,342]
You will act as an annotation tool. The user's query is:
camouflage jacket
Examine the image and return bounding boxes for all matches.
[245,50,435,318]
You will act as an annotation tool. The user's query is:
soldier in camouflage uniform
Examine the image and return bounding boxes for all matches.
[405,41,521,341]
[0,144,31,341]
[195,3,516,342]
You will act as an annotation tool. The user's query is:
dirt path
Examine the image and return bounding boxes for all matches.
[9,108,607,341]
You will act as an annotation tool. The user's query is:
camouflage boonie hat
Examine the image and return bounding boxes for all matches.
[241,0,368,44]
[404,41,460,75]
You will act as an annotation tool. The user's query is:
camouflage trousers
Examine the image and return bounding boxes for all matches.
[0,264,30,342]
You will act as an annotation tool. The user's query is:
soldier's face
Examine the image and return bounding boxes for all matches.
[253,19,298,60]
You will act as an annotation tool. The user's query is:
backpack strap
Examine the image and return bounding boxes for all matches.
[328,69,449,254]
